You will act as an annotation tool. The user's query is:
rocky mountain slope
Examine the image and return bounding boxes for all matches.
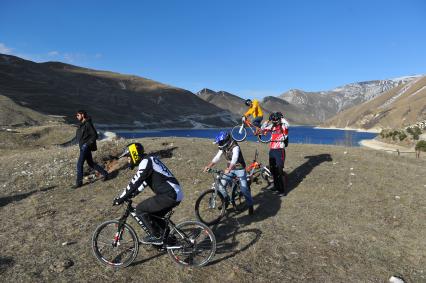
[0,54,235,129]
[279,76,420,123]
[198,76,421,126]
[322,76,426,130]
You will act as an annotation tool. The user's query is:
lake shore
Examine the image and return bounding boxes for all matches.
[359,138,414,151]
[315,126,381,133]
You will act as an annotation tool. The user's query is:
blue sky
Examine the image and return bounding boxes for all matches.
[1,0,425,99]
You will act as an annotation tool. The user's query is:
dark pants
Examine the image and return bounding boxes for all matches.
[269,148,287,194]
[136,194,180,237]
[76,144,108,185]
[252,116,263,128]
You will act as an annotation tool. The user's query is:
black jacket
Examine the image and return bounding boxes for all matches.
[75,118,98,150]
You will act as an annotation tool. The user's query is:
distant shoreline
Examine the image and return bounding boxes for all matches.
[314,126,381,133]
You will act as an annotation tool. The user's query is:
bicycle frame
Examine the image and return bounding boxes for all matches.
[116,200,177,246]
[208,169,239,205]
[239,118,258,136]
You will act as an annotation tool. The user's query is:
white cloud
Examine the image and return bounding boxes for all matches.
[48,50,59,56]
[94,53,102,59]
[0,42,13,54]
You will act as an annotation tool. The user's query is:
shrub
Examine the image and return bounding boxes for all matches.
[415,140,426,152]
[398,132,407,141]
[407,126,421,140]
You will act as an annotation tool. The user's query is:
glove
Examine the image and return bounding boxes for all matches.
[112,197,124,206]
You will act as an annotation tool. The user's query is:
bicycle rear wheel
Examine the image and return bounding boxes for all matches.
[167,221,216,267]
[195,189,226,226]
[231,185,247,212]
[258,130,272,143]
[92,220,139,268]
[231,125,247,142]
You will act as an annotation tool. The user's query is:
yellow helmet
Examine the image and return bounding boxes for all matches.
[119,143,144,168]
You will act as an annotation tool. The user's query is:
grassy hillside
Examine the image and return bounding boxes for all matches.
[0,54,235,129]
[1,133,425,282]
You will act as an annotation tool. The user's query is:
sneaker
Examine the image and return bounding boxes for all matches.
[277,192,287,197]
[248,205,254,215]
[141,235,163,245]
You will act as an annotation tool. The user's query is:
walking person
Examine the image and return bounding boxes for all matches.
[263,112,289,196]
[73,110,108,189]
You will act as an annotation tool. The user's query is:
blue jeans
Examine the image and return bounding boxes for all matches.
[219,169,253,206]
[252,116,263,128]
[76,144,108,185]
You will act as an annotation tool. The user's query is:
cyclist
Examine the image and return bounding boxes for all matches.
[113,143,183,244]
[243,99,264,134]
[263,112,290,197]
[203,131,254,215]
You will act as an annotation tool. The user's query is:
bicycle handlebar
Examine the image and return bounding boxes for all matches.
[206,168,237,178]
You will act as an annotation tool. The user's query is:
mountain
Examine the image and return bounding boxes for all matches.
[196,88,247,119]
[261,96,318,125]
[322,76,426,130]
[0,94,63,127]
[0,54,235,129]
[279,76,421,123]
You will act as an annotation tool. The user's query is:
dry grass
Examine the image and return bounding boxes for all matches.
[0,132,425,282]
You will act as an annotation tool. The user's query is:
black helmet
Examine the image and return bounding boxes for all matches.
[119,143,144,168]
[244,99,252,107]
[214,131,232,149]
[269,112,282,124]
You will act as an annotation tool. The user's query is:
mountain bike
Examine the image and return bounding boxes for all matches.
[246,149,273,186]
[195,169,248,226]
[230,117,271,143]
[92,199,216,268]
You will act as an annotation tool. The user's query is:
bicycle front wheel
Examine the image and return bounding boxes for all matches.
[195,189,226,226]
[258,130,272,143]
[231,125,247,142]
[167,221,216,267]
[92,220,139,268]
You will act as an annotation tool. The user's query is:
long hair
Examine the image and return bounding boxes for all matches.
[76,110,88,119]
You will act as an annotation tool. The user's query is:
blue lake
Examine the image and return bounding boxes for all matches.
[116,126,377,146]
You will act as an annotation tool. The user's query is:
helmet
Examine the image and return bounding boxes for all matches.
[244,99,252,107]
[269,112,282,124]
[214,131,232,149]
[119,143,144,168]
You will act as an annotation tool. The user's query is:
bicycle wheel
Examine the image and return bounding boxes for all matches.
[92,220,139,268]
[258,130,272,143]
[231,125,247,142]
[231,184,247,212]
[167,221,216,267]
[195,189,226,226]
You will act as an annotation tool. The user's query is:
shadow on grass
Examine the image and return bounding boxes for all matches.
[148,146,178,159]
[130,250,166,267]
[0,186,56,208]
[286,153,332,194]
[209,218,262,266]
[0,256,15,274]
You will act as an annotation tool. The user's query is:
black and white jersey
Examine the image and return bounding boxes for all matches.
[118,155,183,202]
